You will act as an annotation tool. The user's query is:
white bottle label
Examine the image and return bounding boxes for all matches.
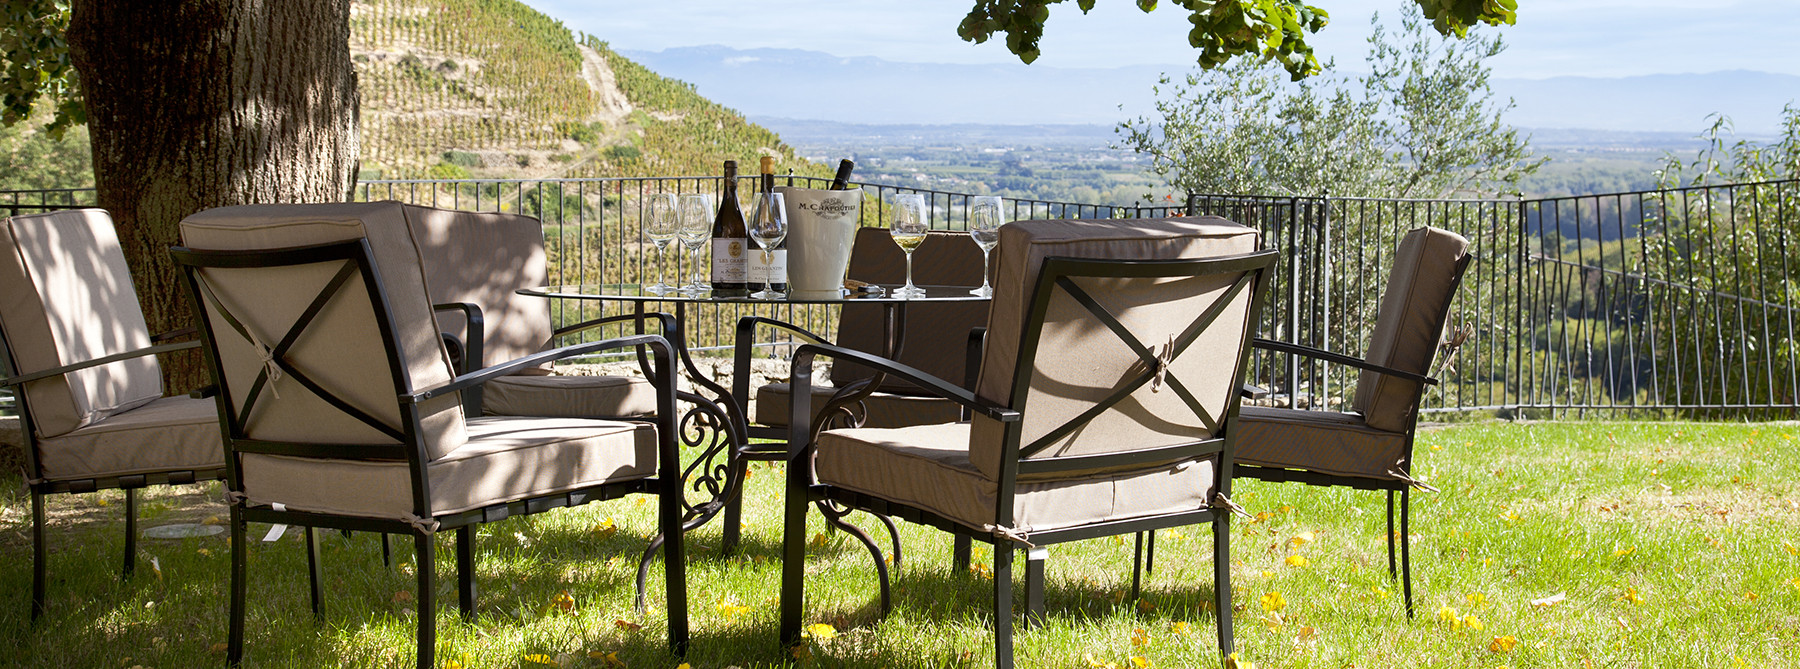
[749,248,787,286]
[711,238,747,283]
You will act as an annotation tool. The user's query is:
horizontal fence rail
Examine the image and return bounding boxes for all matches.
[7,176,1794,418]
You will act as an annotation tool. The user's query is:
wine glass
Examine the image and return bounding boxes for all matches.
[676,194,712,295]
[644,193,678,295]
[967,196,1003,297]
[748,191,787,299]
[889,193,928,298]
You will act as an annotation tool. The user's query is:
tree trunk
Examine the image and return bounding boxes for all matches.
[67,0,359,393]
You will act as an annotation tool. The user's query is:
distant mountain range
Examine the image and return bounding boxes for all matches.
[622,45,1797,136]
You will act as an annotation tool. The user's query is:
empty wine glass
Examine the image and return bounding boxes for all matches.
[676,194,712,295]
[749,191,787,299]
[644,193,678,295]
[967,196,1003,297]
[889,193,928,298]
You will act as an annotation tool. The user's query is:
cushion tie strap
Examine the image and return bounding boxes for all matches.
[245,328,283,399]
[1150,334,1175,393]
[401,513,441,535]
[983,523,1035,549]
[1387,469,1441,493]
[224,491,249,505]
[1212,492,1252,520]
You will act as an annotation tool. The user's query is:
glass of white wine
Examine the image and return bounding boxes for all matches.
[967,195,1003,297]
[676,194,712,295]
[748,191,787,299]
[644,193,678,295]
[889,193,929,298]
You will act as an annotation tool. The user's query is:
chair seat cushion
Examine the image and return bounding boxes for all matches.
[483,373,659,418]
[1232,405,1408,481]
[755,383,964,429]
[239,416,656,520]
[814,422,1215,536]
[36,394,223,481]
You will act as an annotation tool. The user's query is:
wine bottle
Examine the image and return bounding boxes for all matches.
[710,160,748,296]
[747,156,788,293]
[828,158,855,190]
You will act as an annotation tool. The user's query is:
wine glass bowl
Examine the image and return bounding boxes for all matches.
[967,195,1003,298]
[676,194,712,295]
[889,193,929,298]
[644,193,678,295]
[749,191,788,299]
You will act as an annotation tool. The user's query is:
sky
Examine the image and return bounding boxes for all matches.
[534,0,1800,79]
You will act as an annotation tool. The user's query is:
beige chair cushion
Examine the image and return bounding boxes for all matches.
[484,373,659,418]
[1,210,163,438]
[832,227,990,392]
[815,422,1215,535]
[401,205,554,369]
[35,395,223,481]
[1232,405,1410,481]
[238,416,655,520]
[967,216,1260,480]
[179,202,467,460]
[755,382,965,429]
[1353,227,1469,433]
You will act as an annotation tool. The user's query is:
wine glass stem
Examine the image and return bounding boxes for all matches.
[657,246,667,290]
[904,251,916,292]
[981,249,992,291]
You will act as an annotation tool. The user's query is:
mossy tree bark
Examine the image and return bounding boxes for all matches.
[66,0,360,393]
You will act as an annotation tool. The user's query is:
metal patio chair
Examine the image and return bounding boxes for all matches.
[172,207,689,668]
[0,209,225,621]
[1232,226,1472,617]
[778,216,1275,668]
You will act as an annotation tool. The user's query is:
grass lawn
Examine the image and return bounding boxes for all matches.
[1,420,1797,668]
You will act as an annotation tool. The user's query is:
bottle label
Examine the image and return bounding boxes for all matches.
[749,248,787,286]
[711,238,747,283]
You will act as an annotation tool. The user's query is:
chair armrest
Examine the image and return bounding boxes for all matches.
[791,342,1019,424]
[0,340,199,388]
[404,334,673,404]
[733,316,835,412]
[1252,338,1438,386]
[150,327,199,343]
[432,302,483,375]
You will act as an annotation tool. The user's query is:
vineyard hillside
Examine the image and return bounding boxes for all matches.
[349,0,827,181]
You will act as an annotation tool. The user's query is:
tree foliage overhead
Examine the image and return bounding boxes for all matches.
[957,0,1517,80]
[1117,5,1543,199]
[0,0,81,136]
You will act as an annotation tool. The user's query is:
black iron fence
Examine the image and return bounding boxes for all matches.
[7,177,1796,418]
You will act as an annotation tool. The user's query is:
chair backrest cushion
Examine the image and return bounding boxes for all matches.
[833,227,990,392]
[968,216,1260,480]
[401,205,554,370]
[0,209,163,438]
[179,201,467,460]
[1352,226,1470,433]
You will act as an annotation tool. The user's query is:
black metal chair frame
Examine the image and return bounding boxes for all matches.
[778,251,1276,669]
[171,239,689,669]
[1,317,226,621]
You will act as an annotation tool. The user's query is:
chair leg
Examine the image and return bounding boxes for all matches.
[415,533,437,669]
[1024,547,1046,630]
[31,490,46,622]
[953,535,972,573]
[1213,516,1234,658]
[723,457,746,555]
[382,533,392,567]
[1386,491,1398,581]
[228,505,248,666]
[122,488,137,580]
[1145,529,1156,576]
[661,497,690,656]
[778,484,809,648]
[306,526,323,621]
[1401,488,1415,619]
[457,526,476,621]
[994,545,1016,669]
[876,513,904,575]
[1130,532,1144,601]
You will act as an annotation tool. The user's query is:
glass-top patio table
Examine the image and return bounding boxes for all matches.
[518,283,990,573]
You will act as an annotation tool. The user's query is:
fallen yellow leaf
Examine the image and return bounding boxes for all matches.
[804,623,838,640]
[613,619,642,631]
[1489,635,1519,653]
[1259,591,1287,612]
[1285,554,1309,568]
[1288,531,1314,548]
[1129,656,1152,668]
[1130,628,1150,646]
[1225,651,1255,669]
[810,532,828,549]
[1169,621,1192,635]
[521,654,558,668]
